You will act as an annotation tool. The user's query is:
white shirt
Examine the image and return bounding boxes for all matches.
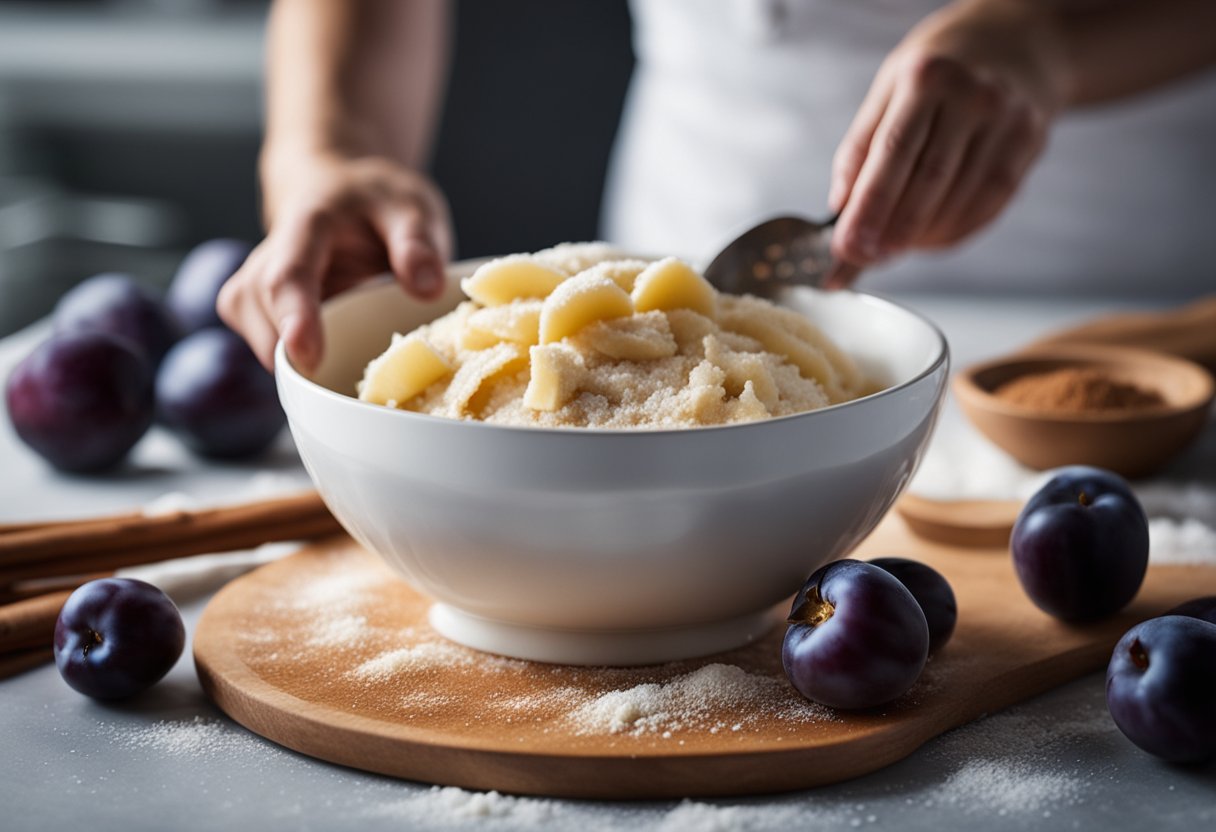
[603,0,1216,298]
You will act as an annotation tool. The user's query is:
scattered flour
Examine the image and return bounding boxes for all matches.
[909,429,1044,501]
[279,567,380,612]
[308,613,370,648]
[937,760,1081,815]
[363,787,563,827]
[568,663,832,735]
[1148,516,1216,564]
[352,642,479,679]
[349,638,527,682]
[359,787,845,831]
[103,716,276,761]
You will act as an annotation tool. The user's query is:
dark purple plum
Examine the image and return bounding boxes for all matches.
[54,578,185,700]
[1011,466,1148,621]
[1167,596,1216,627]
[869,557,957,654]
[167,239,252,333]
[783,559,929,709]
[155,327,284,459]
[5,332,154,472]
[54,273,181,366]
[1106,615,1216,763]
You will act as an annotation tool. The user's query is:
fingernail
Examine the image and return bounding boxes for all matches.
[280,314,316,373]
[415,266,440,295]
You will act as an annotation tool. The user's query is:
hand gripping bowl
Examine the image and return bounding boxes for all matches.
[276,262,949,666]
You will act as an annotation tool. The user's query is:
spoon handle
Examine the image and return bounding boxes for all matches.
[1030,296,1216,374]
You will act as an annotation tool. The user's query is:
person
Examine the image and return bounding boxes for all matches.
[220,0,1216,373]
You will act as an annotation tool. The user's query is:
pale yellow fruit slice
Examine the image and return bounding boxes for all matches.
[358,334,452,407]
[443,343,528,416]
[458,327,503,351]
[631,257,716,317]
[718,311,843,401]
[578,259,652,293]
[757,300,864,394]
[461,256,566,306]
[538,272,634,344]
[523,344,586,411]
[576,312,677,361]
[464,300,543,348]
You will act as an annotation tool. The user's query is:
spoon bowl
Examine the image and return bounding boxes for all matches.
[954,344,1214,479]
[703,214,838,296]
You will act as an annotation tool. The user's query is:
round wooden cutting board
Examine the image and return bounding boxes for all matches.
[193,514,1216,799]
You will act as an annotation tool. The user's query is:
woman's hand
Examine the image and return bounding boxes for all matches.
[219,154,453,373]
[827,0,1072,285]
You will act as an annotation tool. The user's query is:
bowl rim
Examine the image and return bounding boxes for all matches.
[953,343,1216,424]
[275,273,951,438]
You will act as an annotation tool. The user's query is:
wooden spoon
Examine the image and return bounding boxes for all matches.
[1029,296,1216,374]
[896,494,1021,549]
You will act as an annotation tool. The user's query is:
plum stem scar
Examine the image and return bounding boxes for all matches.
[81,629,103,658]
[788,585,835,627]
[1129,638,1149,671]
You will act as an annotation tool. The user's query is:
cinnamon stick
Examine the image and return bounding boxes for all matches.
[1030,296,1216,373]
[0,647,54,681]
[0,515,343,585]
[0,491,339,575]
[0,589,72,653]
[0,512,141,538]
[0,573,113,605]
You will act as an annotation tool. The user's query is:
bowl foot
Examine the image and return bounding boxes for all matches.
[428,603,781,666]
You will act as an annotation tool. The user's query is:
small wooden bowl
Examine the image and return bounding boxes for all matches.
[953,344,1215,478]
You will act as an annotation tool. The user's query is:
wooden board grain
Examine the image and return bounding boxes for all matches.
[193,517,1216,799]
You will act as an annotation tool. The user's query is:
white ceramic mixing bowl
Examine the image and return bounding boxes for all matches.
[276,262,949,665]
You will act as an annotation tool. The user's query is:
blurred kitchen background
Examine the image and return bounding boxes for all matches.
[0,0,634,336]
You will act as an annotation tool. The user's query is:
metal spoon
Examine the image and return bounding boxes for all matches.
[702,213,839,297]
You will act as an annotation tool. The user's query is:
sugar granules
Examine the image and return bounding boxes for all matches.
[352,688,1110,829]
[79,695,1111,831]
[567,663,835,736]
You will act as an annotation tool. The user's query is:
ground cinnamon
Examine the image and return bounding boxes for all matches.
[995,367,1165,412]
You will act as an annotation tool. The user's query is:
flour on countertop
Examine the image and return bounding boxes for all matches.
[1147,516,1216,564]
[936,760,1081,816]
[358,787,843,831]
[101,716,282,762]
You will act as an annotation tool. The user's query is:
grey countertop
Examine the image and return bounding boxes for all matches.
[3,293,1214,832]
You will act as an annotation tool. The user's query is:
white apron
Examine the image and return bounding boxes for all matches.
[603,0,1216,297]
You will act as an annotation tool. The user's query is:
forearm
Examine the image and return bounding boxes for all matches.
[1000,0,1216,105]
[1058,0,1216,104]
[261,0,451,215]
